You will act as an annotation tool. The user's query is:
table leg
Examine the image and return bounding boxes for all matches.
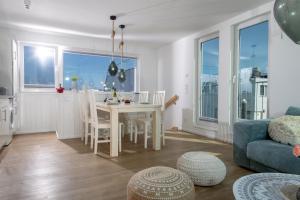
[110,109,119,157]
[152,109,161,150]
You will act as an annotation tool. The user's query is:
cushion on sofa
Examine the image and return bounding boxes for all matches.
[247,140,300,174]
[268,115,300,146]
[286,106,300,116]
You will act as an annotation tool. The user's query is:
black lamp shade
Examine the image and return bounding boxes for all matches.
[118,69,126,82]
[108,61,118,76]
[274,0,300,44]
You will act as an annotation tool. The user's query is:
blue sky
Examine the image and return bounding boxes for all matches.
[239,21,269,73]
[63,52,137,90]
[201,21,269,76]
[24,46,55,86]
[202,37,219,76]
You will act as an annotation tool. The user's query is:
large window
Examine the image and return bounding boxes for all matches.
[63,52,137,92]
[23,45,56,88]
[235,19,269,120]
[198,36,219,121]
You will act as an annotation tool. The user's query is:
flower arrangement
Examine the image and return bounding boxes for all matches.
[71,76,79,90]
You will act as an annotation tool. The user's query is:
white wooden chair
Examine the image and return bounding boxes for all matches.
[88,90,111,154]
[78,91,92,145]
[127,91,149,142]
[88,90,125,153]
[135,91,166,149]
[138,91,149,103]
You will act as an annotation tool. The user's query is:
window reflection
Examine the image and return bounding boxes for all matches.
[63,52,137,92]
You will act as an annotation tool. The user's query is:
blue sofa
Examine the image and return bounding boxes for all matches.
[233,106,300,175]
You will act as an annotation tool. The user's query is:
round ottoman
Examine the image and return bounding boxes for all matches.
[177,151,226,186]
[127,166,195,200]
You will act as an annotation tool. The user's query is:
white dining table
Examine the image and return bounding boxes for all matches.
[95,102,162,157]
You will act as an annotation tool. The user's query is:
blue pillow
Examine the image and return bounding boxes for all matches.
[286,106,300,116]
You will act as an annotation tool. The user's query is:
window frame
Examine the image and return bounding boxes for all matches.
[61,49,138,92]
[19,42,59,92]
[232,15,270,122]
[18,42,139,93]
[195,33,220,125]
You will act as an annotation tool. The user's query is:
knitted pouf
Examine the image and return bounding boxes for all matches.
[127,166,195,200]
[177,152,226,186]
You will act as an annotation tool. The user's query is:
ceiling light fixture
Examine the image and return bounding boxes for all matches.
[118,24,126,83]
[107,15,118,76]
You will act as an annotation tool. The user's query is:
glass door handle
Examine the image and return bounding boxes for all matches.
[232,75,237,84]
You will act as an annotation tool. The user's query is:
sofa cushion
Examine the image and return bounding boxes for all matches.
[268,115,300,146]
[247,140,300,174]
[286,106,300,116]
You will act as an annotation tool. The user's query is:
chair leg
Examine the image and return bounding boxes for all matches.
[119,123,122,153]
[162,123,165,146]
[81,122,84,141]
[130,121,133,142]
[144,123,148,149]
[94,128,98,154]
[85,122,89,145]
[134,124,138,144]
[121,123,125,138]
[90,126,94,149]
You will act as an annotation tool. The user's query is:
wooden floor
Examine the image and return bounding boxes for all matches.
[0,131,252,200]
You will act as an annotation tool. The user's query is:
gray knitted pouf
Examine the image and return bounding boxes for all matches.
[177,151,226,186]
[127,166,195,200]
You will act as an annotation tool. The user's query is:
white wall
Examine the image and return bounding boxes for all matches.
[157,1,300,140]
[0,30,13,95]
[0,27,158,133]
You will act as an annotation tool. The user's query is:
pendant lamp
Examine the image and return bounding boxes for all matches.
[118,24,126,82]
[274,0,300,44]
[108,15,118,76]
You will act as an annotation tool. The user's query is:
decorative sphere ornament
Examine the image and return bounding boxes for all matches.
[108,60,118,76]
[274,0,300,44]
[118,69,126,82]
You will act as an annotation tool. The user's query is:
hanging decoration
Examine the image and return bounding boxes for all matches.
[118,24,126,82]
[274,0,300,44]
[118,69,126,82]
[108,15,118,76]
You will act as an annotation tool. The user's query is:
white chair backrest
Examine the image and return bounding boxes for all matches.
[88,90,98,124]
[153,91,166,111]
[78,91,88,122]
[119,92,135,102]
[139,91,149,103]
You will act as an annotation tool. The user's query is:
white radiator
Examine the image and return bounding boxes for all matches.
[217,122,233,144]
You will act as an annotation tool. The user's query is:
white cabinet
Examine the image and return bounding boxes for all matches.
[0,99,12,148]
[56,92,82,139]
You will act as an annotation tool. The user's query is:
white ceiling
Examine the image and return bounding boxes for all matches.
[0,0,272,47]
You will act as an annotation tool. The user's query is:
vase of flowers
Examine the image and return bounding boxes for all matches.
[71,76,79,91]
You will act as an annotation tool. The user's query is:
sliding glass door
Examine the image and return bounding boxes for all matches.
[198,35,219,122]
[234,16,269,121]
